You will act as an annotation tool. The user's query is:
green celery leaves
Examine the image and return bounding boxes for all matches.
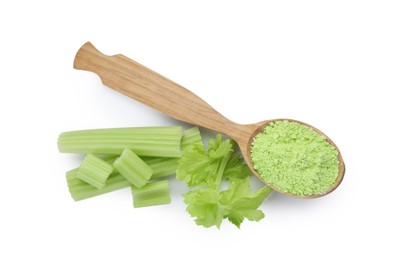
[184,178,272,228]
[177,134,273,229]
[184,188,223,228]
[224,181,272,228]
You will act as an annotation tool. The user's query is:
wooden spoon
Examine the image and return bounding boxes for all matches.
[73,42,345,198]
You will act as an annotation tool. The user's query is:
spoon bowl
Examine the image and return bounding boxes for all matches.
[242,119,345,198]
[74,42,345,198]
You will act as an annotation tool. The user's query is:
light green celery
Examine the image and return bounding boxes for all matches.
[58,126,183,157]
[131,180,171,208]
[213,151,233,190]
[67,169,130,201]
[97,155,178,180]
[113,149,153,188]
[77,154,113,189]
[181,126,203,151]
[66,156,177,201]
[142,157,179,179]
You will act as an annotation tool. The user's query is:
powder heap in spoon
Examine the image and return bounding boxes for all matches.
[251,120,339,196]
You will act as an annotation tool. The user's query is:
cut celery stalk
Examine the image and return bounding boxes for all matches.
[58,126,183,157]
[67,169,131,201]
[113,149,153,188]
[142,157,179,180]
[181,126,203,151]
[77,154,114,189]
[66,156,178,201]
[131,180,171,208]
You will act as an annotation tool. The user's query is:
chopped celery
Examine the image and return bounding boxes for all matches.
[66,156,178,201]
[77,154,114,189]
[113,149,153,188]
[129,128,197,180]
[131,180,171,208]
[67,169,130,201]
[181,126,203,151]
[142,157,179,179]
[58,126,183,157]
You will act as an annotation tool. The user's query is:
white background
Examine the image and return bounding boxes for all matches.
[1,1,401,259]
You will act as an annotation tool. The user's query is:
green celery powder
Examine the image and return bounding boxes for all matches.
[250,121,339,196]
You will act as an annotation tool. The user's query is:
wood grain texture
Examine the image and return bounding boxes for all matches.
[73,42,257,148]
[73,42,345,199]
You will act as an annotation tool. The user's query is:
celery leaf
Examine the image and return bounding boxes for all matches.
[226,185,271,228]
[177,134,234,187]
[183,188,223,228]
[178,135,272,228]
[183,177,271,228]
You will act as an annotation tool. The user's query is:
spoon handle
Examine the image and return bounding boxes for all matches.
[74,42,251,140]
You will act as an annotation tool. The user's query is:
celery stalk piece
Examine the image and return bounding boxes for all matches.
[181,126,203,151]
[66,156,178,201]
[113,149,153,188]
[58,126,183,157]
[76,154,114,189]
[67,169,130,201]
[131,180,171,208]
[142,157,179,180]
